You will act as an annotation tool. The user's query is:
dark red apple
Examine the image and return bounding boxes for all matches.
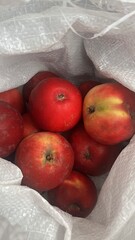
[22,112,39,138]
[23,71,58,103]
[79,80,101,99]
[69,123,122,176]
[0,88,24,114]
[83,82,135,145]
[47,170,97,218]
[28,77,82,132]
[15,132,74,192]
[0,101,23,157]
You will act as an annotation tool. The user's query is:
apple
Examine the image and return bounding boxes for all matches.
[0,88,24,114]
[0,101,24,158]
[28,77,82,132]
[15,132,74,192]
[22,112,39,138]
[47,170,97,218]
[83,82,135,145]
[79,80,101,99]
[23,71,58,103]
[69,123,122,176]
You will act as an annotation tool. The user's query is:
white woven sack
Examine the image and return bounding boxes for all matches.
[0,1,135,239]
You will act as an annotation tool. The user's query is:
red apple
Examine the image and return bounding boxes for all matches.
[69,123,122,176]
[0,101,23,157]
[23,71,58,103]
[79,80,101,99]
[15,132,74,192]
[22,112,39,138]
[28,77,82,132]
[47,170,97,218]
[83,82,135,145]
[0,88,24,114]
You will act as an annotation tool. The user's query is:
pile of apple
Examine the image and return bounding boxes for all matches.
[0,71,135,218]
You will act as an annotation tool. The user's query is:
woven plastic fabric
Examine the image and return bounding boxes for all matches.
[0,1,135,239]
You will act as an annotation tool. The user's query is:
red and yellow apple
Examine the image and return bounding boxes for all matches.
[0,101,23,157]
[15,132,74,192]
[69,123,122,176]
[47,170,97,218]
[83,82,135,145]
[28,77,82,132]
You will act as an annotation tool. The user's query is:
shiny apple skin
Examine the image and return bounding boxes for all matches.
[22,112,39,138]
[23,71,58,103]
[0,88,24,114]
[0,101,23,157]
[15,132,74,192]
[29,77,82,132]
[83,82,135,145]
[47,170,97,218]
[69,123,122,176]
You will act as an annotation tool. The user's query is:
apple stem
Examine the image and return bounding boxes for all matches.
[87,106,95,114]
[84,150,91,160]
[57,93,65,101]
[46,153,53,162]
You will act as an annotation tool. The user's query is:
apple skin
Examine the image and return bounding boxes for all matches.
[23,71,58,103]
[0,88,24,114]
[47,170,97,218]
[15,132,74,192]
[0,101,24,158]
[83,82,135,145]
[22,112,40,138]
[69,123,122,176]
[79,80,101,99]
[28,77,82,132]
